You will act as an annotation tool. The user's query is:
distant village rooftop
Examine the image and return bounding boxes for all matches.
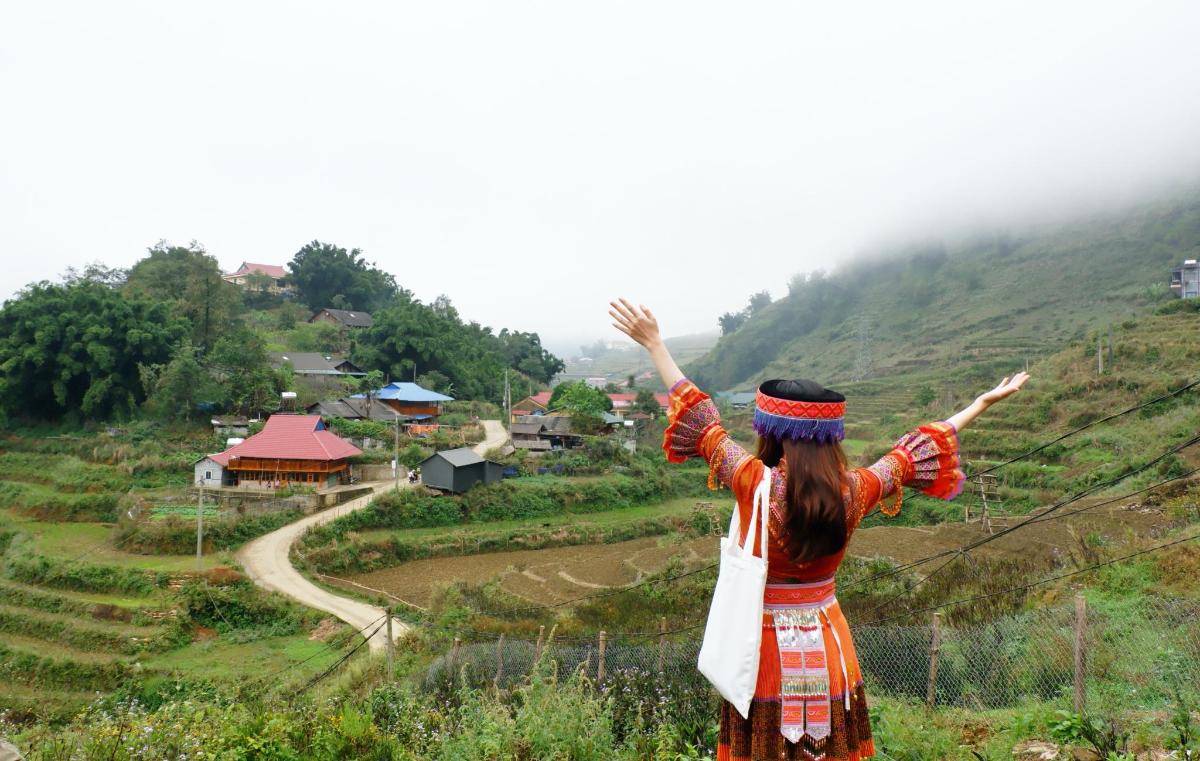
[309,308,374,329]
[352,381,454,422]
[269,352,364,377]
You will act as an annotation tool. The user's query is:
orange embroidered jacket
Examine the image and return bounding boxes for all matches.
[663,379,964,580]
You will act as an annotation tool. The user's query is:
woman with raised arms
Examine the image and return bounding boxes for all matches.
[610,298,1028,761]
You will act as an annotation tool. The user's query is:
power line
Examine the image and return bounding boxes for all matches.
[261,612,389,684]
[842,432,1200,594]
[856,375,1200,529]
[1021,466,1200,526]
[863,529,1200,626]
[968,376,1200,480]
[299,616,388,692]
[855,432,1200,617]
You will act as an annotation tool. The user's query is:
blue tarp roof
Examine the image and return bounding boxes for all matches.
[352,382,454,403]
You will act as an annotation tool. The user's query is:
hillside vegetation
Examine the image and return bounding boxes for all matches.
[687,190,1200,392]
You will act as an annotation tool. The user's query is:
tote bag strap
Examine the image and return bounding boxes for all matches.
[728,466,772,559]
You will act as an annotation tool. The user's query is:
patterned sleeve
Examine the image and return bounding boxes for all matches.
[662,379,752,490]
[849,421,965,524]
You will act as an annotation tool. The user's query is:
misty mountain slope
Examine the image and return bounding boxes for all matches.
[686,190,1200,393]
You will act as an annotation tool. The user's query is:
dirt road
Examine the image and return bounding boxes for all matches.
[236,483,407,654]
[473,419,508,455]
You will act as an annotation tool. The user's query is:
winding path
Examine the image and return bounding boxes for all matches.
[236,482,405,653]
[472,418,509,455]
[235,419,509,655]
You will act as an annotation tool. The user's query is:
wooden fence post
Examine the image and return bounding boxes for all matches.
[493,633,505,689]
[1074,594,1087,715]
[449,636,460,681]
[657,617,667,674]
[597,630,607,683]
[385,609,394,683]
[926,612,942,708]
[534,624,545,668]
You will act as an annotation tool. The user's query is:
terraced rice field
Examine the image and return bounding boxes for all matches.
[342,535,718,609]
[0,575,173,719]
[342,487,1178,610]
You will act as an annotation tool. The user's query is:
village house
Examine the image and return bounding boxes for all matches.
[511,415,579,451]
[195,414,361,491]
[510,390,667,424]
[356,381,454,422]
[222,262,291,294]
[268,352,365,378]
[306,397,402,422]
[606,392,669,417]
[509,413,623,451]
[1171,259,1199,299]
[510,391,552,422]
[210,415,250,437]
[418,447,504,493]
[309,308,374,329]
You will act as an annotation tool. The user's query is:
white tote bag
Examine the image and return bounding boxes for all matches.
[697,468,772,719]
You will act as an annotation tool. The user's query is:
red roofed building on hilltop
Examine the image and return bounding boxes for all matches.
[222,262,291,294]
[194,415,361,490]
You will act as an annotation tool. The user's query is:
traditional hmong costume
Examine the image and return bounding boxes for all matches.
[664,378,964,761]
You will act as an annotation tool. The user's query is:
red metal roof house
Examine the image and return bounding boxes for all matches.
[222,262,291,294]
[205,414,361,490]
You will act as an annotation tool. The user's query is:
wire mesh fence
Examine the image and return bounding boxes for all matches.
[423,594,1200,715]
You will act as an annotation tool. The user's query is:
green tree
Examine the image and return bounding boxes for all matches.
[914,385,937,407]
[417,370,452,395]
[718,311,746,335]
[353,293,562,403]
[124,241,241,351]
[0,282,186,420]
[549,381,614,434]
[748,290,772,316]
[497,330,565,385]
[285,241,401,312]
[633,388,661,417]
[548,381,612,416]
[140,343,223,420]
[61,261,128,288]
[208,330,283,417]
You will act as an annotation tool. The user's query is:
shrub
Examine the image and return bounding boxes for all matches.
[177,578,315,641]
[112,509,304,555]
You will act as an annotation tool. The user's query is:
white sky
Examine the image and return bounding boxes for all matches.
[3,2,1199,355]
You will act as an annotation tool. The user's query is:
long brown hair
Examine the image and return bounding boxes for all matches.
[755,435,848,564]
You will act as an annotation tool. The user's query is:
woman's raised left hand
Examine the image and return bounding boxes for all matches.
[977,372,1031,407]
[610,299,663,350]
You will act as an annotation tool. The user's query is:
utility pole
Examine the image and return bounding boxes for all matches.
[196,480,204,572]
[393,412,400,492]
[1097,333,1104,375]
[503,369,511,424]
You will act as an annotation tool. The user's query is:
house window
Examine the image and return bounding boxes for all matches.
[205,471,212,480]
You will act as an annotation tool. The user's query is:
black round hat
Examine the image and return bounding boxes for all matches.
[757,378,845,404]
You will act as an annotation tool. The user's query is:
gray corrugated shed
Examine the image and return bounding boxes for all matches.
[269,352,365,376]
[510,422,544,436]
[308,398,405,422]
[311,308,374,328]
[433,447,485,467]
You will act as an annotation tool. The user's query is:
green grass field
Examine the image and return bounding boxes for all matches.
[2,509,226,572]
